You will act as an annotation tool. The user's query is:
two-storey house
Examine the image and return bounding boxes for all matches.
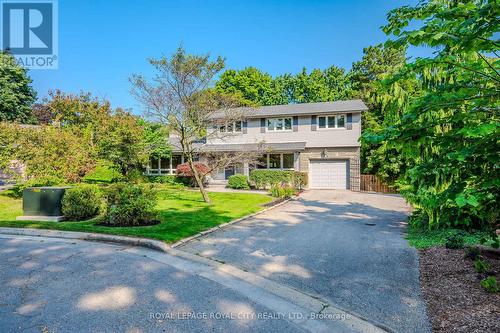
[147,99,367,191]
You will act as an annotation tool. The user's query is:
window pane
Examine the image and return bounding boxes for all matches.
[269,154,281,169]
[337,115,345,128]
[219,125,226,132]
[150,157,159,169]
[235,121,242,132]
[267,119,274,131]
[172,155,182,169]
[160,157,170,169]
[227,122,233,132]
[192,154,199,162]
[328,116,335,128]
[283,154,294,169]
[284,118,292,130]
[257,155,267,169]
[276,119,284,130]
[318,117,326,128]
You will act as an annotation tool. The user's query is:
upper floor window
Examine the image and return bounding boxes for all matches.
[267,117,292,131]
[219,121,242,133]
[318,115,345,129]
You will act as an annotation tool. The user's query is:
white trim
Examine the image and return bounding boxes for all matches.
[266,117,293,132]
[317,114,346,130]
[219,121,243,133]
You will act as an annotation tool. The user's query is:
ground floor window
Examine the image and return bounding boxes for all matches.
[147,154,184,175]
[252,153,296,170]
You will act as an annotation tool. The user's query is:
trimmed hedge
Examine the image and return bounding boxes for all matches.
[228,174,250,189]
[147,175,187,187]
[62,185,104,221]
[249,170,307,190]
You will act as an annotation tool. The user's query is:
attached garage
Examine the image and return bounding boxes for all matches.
[309,160,349,189]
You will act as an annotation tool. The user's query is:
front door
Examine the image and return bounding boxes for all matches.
[224,166,235,179]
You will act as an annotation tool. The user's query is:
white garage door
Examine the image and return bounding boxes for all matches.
[309,160,348,189]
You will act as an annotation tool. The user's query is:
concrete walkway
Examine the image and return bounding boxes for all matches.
[180,190,431,333]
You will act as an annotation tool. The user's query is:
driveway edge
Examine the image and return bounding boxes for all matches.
[0,226,394,333]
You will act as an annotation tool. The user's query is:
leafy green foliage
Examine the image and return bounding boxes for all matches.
[369,0,500,230]
[1,123,96,183]
[11,175,64,198]
[249,170,293,189]
[215,66,352,106]
[62,185,103,221]
[249,170,308,190]
[103,183,158,226]
[0,52,36,123]
[292,172,308,190]
[83,160,123,184]
[406,225,490,249]
[146,175,186,187]
[445,231,466,249]
[473,258,490,274]
[227,174,250,190]
[480,276,499,293]
[269,185,296,198]
[141,120,170,160]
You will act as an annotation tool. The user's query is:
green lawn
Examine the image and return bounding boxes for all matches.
[0,188,272,243]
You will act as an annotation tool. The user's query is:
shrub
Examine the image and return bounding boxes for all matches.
[480,276,499,293]
[249,170,293,189]
[445,231,466,249]
[103,183,158,226]
[125,168,148,183]
[270,185,296,198]
[147,175,187,188]
[292,172,308,190]
[62,185,103,220]
[249,170,308,190]
[474,259,490,274]
[228,174,250,190]
[175,162,210,186]
[11,175,64,198]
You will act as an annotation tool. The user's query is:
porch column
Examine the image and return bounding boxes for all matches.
[243,162,250,177]
[294,152,300,171]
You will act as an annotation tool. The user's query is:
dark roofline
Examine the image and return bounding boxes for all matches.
[211,99,368,119]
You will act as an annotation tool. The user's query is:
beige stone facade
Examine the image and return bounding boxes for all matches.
[298,147,360,191]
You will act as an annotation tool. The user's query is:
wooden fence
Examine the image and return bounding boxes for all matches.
[360,174,398,194]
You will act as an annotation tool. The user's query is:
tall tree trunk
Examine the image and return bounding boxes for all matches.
[187,156,211,204]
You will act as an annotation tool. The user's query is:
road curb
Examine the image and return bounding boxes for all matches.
[0,227,172,252]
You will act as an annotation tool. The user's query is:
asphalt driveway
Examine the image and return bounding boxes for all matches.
[180,190,431,333]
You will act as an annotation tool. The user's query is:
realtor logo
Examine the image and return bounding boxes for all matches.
[1,0,58,69]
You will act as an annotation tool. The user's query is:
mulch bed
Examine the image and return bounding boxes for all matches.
[419,247,500,333]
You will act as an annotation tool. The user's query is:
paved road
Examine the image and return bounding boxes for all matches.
[181,190,431,333]
[0,235,305,333]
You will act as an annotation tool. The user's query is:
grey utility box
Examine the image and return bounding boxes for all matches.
[16,187,70,222]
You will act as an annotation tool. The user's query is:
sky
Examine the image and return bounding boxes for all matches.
[29,0,422,112]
